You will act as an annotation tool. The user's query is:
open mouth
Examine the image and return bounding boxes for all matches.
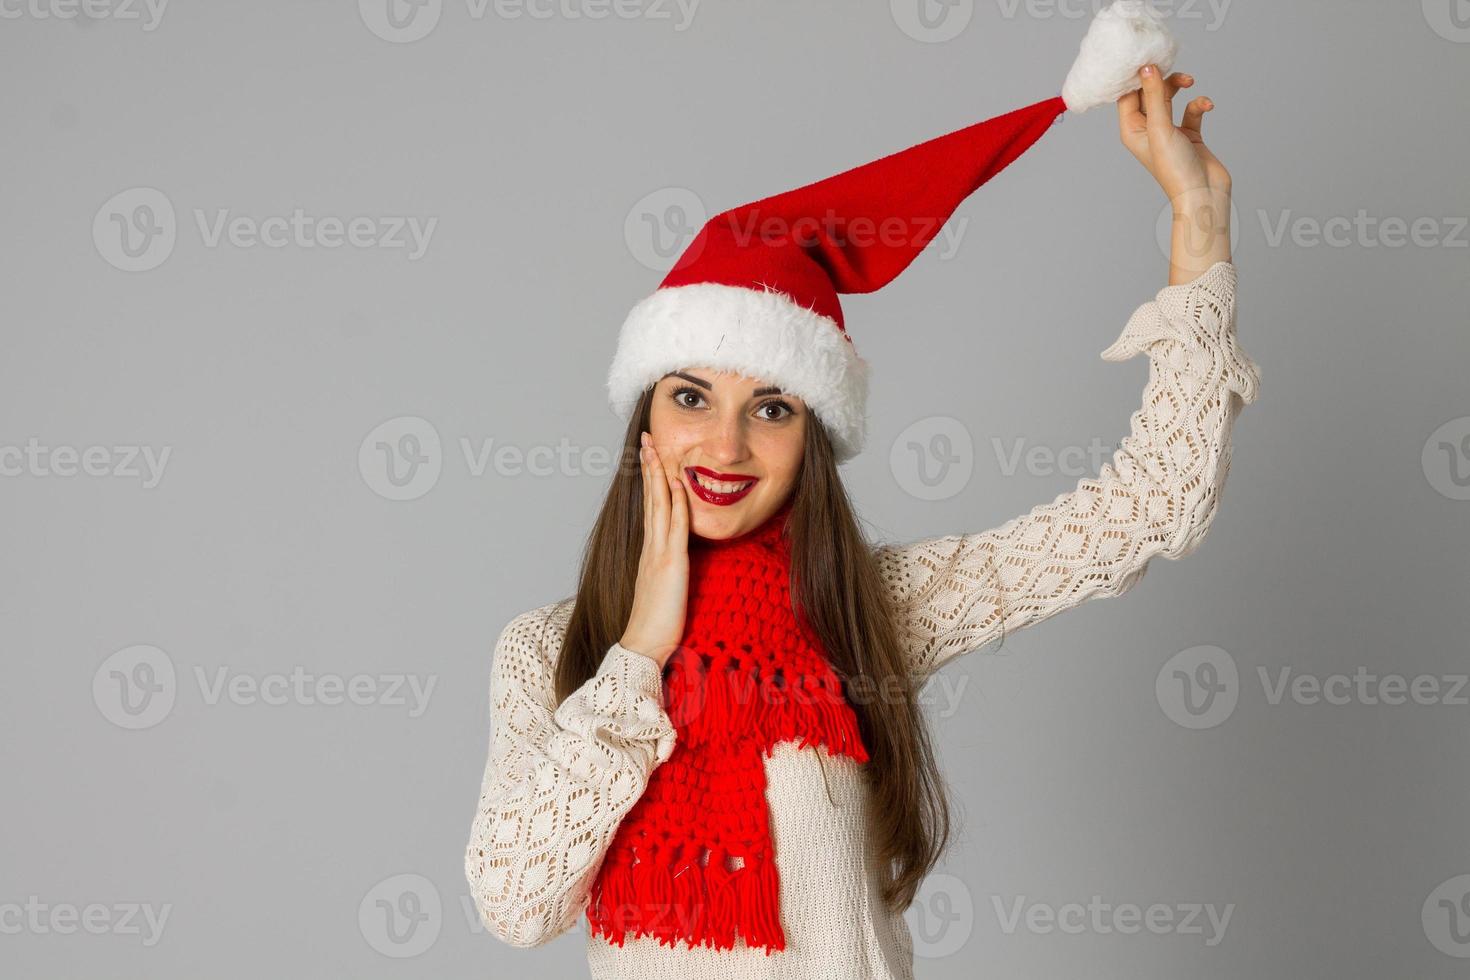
[685,467,758,505]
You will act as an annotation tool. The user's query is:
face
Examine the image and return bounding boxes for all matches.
[646,367,807,541]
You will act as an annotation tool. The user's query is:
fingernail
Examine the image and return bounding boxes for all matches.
[1141,65,1154,76]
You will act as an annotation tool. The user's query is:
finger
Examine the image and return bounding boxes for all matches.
[646,434,670,547]
[666,451,689,549]
[1117,88,1144,137]
[639,434,653,548]
[656,440,686,517]
[1139,64,1174,136]
[1181,95,1212,137]
[1122,69,1189,140]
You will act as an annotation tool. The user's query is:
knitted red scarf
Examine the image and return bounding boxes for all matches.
[586,499,870,952]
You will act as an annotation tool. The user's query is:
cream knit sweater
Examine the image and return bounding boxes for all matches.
[465,262,1262,980]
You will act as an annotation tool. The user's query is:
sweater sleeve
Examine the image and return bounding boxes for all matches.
[873,261,1262,680]
[464,603,678,948]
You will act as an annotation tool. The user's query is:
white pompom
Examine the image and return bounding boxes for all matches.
[1061,0,1179,114]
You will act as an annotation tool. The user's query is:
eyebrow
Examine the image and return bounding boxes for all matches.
[663,370,784,398]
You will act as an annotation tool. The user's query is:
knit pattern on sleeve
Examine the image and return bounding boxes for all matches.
[873,260,1262,678]
[465,605,678,948]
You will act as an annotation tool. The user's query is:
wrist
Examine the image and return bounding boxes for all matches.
[1170,184,1231,218]
[618,635,664,666]
[1167,199,1232,284]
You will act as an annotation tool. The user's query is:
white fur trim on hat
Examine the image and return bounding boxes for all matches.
[606,283,870,463]
[1062,0,1179,114]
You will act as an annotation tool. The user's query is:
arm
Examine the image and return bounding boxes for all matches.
[464,603,677,948]
[874,260,1261,679]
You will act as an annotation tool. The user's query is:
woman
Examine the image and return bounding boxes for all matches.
[465,43,1260,980]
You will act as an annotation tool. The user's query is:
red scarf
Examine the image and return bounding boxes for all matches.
[586,500,870,952]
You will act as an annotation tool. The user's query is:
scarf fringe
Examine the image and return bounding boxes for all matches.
[588,845,789,953]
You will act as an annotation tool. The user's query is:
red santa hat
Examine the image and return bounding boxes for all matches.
[607,0,1178,463]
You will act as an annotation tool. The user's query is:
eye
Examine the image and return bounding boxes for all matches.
[670,384,706,409]
[756,398,796,422]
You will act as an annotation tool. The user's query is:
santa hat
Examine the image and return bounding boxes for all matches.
[607,0,1178,463]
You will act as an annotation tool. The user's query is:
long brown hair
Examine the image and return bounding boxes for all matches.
[553,384,953,915]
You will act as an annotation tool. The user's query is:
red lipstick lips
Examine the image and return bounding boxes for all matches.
[685,466,759,506]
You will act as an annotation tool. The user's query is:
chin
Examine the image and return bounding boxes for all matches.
[690,511,738,541]
[690,501,761,540]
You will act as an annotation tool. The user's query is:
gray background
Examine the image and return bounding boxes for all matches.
[3,0,1467,977]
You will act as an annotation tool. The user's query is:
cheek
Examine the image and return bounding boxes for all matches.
[648,419,699,458]
[647,403,687,442]
[757,433,805,484]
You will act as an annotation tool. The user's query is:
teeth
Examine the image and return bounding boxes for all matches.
[693,473,754,494]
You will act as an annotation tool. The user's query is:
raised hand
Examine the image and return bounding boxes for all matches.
[1118,65,1230,200]
[1118,65,1233,284]
[619,430,692,669]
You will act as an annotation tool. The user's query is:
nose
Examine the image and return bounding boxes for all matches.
[704,412,751,467]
